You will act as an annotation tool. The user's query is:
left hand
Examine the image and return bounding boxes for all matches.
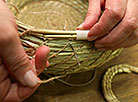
[1,46,50,102]
[77,0,138,50]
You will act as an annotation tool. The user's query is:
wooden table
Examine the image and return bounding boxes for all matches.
[26,45,138,102]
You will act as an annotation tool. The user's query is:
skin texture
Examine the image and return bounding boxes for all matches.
[0,1,50,102]
[1,0,138,101]
[77,0,138,50]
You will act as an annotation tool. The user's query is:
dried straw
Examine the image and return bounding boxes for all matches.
[7,0,122,81]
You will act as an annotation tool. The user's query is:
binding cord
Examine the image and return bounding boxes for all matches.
[38,68,97,87]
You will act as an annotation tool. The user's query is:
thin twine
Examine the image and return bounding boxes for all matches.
[48,42,70,59]
[41,68,97,86]
[6,3,20,13]
[8,2,94,85]
[37,76,65,84]
[19,27,34,37]
[57,69,97,87]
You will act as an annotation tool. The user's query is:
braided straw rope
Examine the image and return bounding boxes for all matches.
[6,0,133,102]
[102,64,138,102]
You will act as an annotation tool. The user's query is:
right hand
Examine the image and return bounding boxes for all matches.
[77,0,138,50]
[0,1,50,101]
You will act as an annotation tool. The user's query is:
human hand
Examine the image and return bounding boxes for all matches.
[77,0,138,50]
[0,1,50,102]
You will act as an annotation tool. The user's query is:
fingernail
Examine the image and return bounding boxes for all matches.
[95,44,104,48]
[46,61,50,67]
[24,70,38,87]
[31,59,36,72]
[76,23,84,30]
[88,36,97,41]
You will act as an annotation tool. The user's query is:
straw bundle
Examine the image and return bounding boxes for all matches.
[7,0,122,76]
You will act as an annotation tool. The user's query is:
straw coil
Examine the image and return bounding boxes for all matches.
[6,1,132,102]
[7,0,122,76]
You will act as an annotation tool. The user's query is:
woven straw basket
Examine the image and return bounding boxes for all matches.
[7,0,122,76]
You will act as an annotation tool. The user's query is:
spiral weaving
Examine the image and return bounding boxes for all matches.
[5,0,129,102]
[6,0,122,76]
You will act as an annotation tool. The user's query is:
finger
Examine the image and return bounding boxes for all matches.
[0,79,11,102]
[30,59,36,73]
[46,61,50,68]
[3,83,39,102]
[0,57,11,101]
[94,19,134,48]
[31,60,50,75]
[18,83,39,101]
[35,45,50,75]
[1,37,39,87]
[0,58,8,83]
[76,0,101,30]
[0,1,39,88]
[96,34,136,51]
[120,29,138,48]
[95,0,138,48]
[96,29,138,50]
[88,0,127,41]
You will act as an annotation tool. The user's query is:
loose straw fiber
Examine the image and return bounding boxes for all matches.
[7,0,122,76]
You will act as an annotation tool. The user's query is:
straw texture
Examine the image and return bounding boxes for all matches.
[102,64,138,102]
[7,0,122,76]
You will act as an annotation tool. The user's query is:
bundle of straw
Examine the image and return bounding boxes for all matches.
[7,0,122,76]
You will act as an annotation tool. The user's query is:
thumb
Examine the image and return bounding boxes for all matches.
[0,0,38,87]
[76,0,101,30]
[0,34,38,87]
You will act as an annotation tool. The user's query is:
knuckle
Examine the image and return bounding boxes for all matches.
[104,41,112,46]
[86,10,93,17]
[86,11,99,20]
[106,7,124,21]
[102,38,115,46]
[0,15,17,45]
[8,54,30,73]
[125,17,138,31]
[86,8,100,19]
[133,29,138,38]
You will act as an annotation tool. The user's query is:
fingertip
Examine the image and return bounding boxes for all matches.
[35,45,50,63]
[88,36,97,41]
[35,45,50,74]
[24,70,38,87]
[76,23,85,30]
[36,45,50,55]
[87,29,98,41]
[46,61,50,67]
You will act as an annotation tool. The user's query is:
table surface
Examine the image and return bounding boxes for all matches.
[26,45,138,102]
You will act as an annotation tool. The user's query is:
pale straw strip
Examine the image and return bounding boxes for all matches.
[38,76,65,84]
